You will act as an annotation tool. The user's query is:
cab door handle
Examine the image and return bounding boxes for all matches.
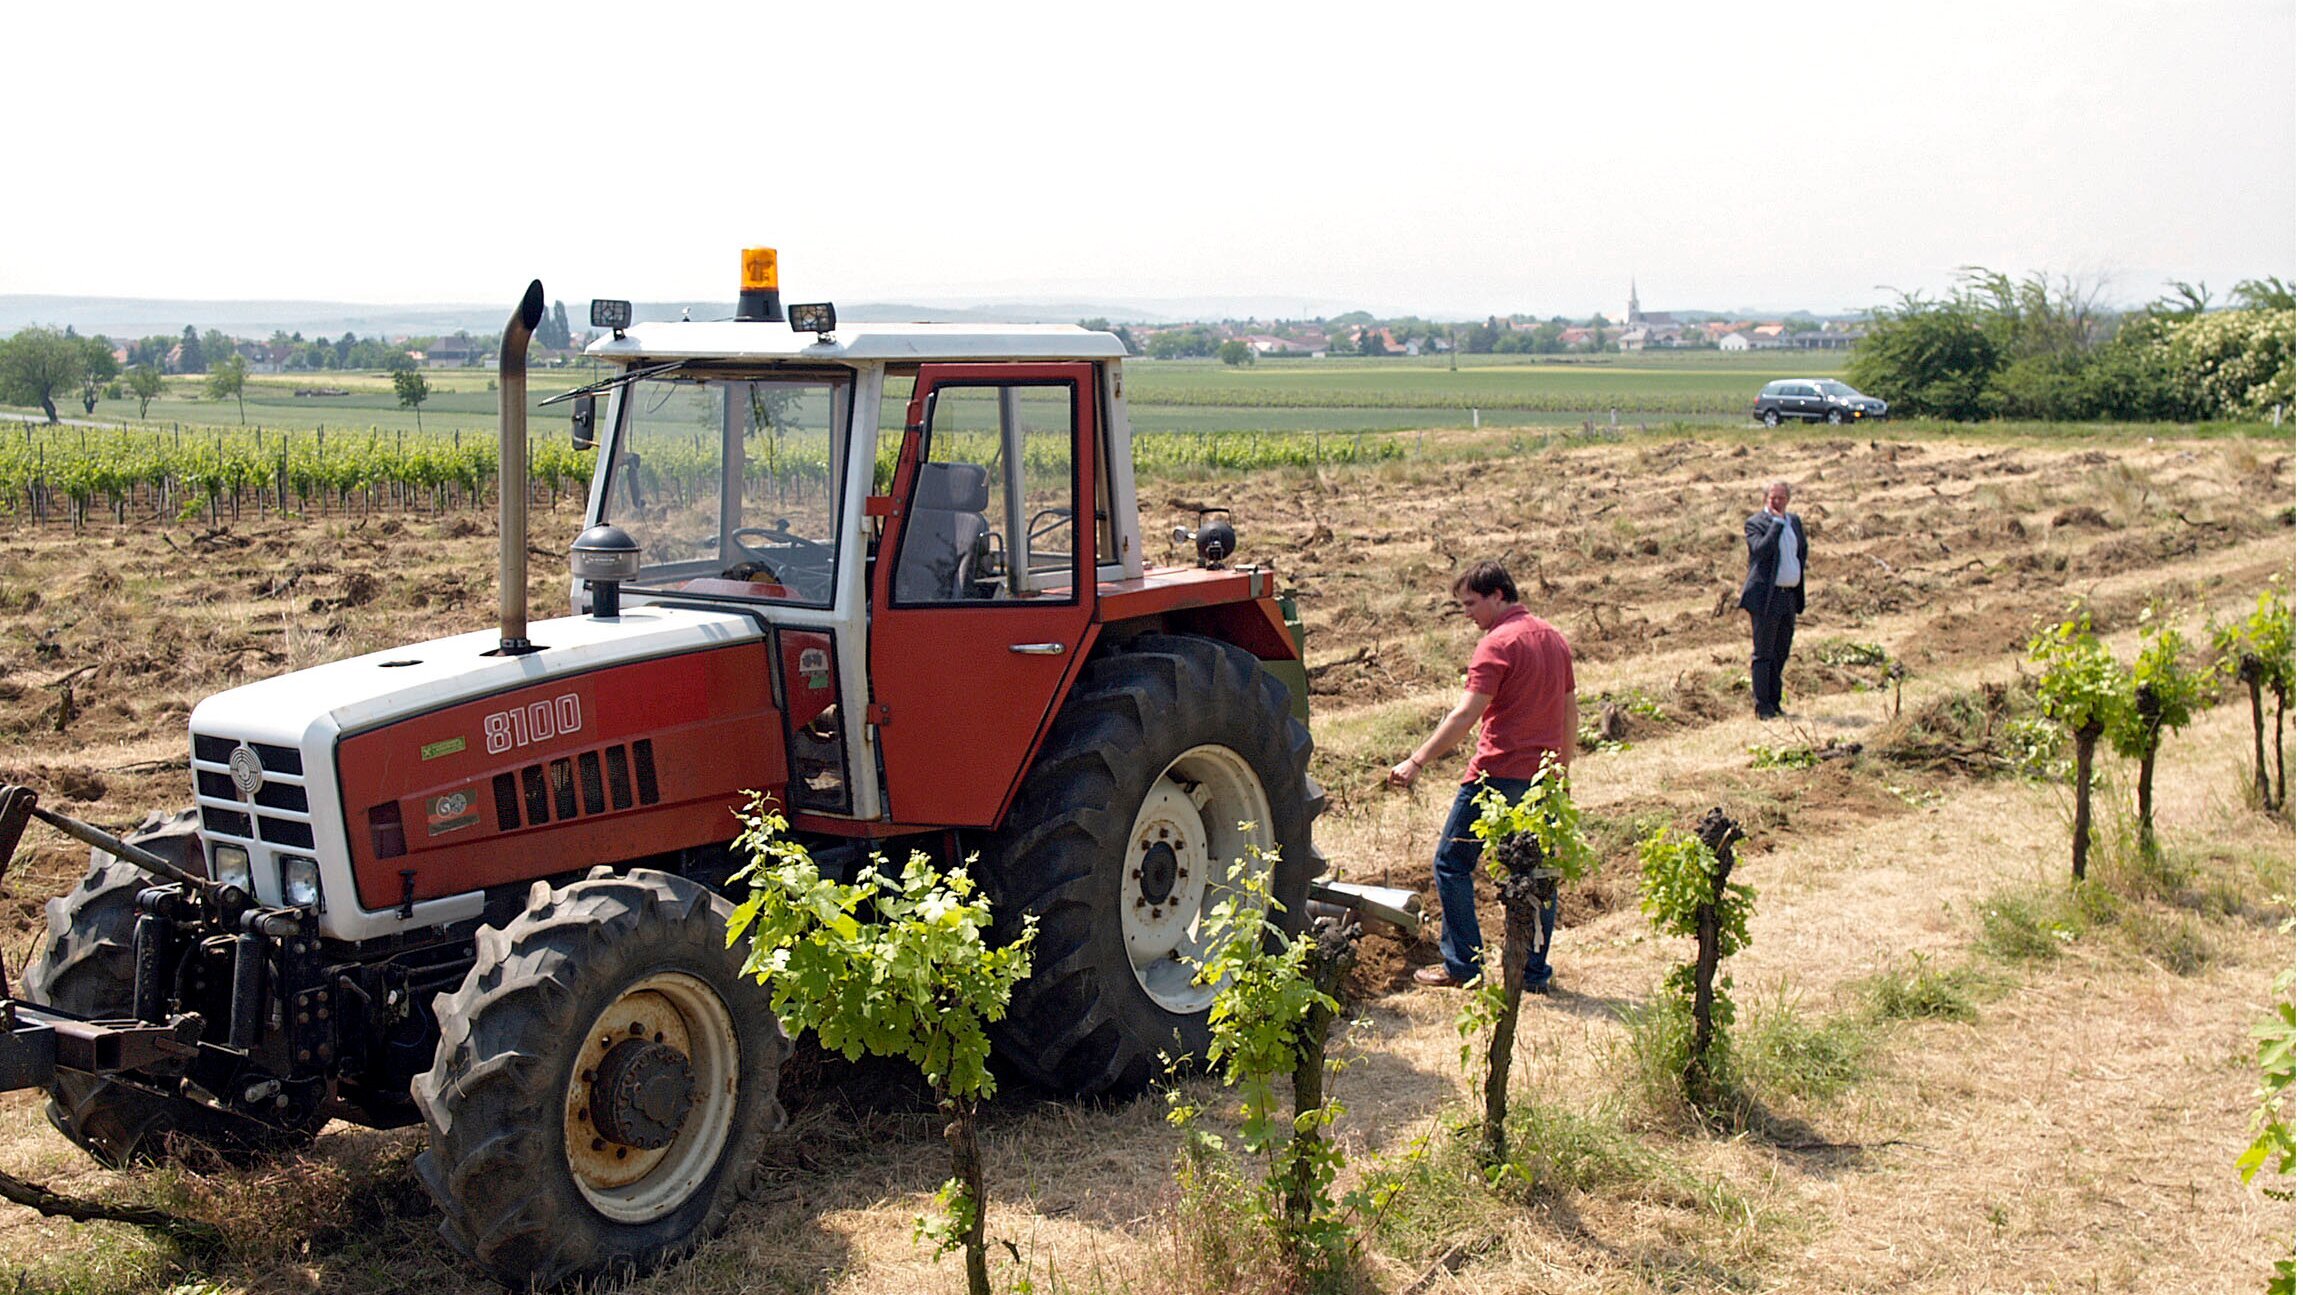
[1009,643,1065,655]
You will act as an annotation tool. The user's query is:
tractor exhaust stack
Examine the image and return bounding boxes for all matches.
[498,280,547,655]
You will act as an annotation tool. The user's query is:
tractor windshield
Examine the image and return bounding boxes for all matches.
[602,371,852,609]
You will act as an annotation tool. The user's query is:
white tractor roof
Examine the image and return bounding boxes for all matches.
[587,319,1126,364]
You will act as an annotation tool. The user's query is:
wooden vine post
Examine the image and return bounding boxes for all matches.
[1687,808,1746,1095]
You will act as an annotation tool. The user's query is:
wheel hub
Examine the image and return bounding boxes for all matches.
[1119,747,1277,1015]
[589,1038,696,1150]
[563,975,740,1220]
[1125,781,1208,958]
[1138,841,1180,906]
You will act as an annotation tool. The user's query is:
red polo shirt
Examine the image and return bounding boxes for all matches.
[1463,605,1575,782]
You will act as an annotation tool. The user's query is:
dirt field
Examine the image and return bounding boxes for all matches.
[0,427,2293,1294]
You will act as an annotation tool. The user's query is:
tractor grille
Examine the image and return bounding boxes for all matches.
[491,739,660,832]
[191,733,317,862]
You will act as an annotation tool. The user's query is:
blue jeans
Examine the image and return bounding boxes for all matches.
[1432,778,1557,986]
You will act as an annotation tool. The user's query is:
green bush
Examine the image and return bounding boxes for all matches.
[1736,994,1872,1104]
[727,799,1035,1295]
[1975,887,2082,962]
[2237,944,2296,1295]
[1849,268,2295,422]
[1859,953,1982,1023]
[1636,823,1756,1109]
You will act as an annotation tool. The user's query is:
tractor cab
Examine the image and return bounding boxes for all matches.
[569,253,1146,832]
[0,256,1383,1290]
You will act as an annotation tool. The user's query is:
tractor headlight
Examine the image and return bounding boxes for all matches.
[211,843,253,892]
[281,856,322,910]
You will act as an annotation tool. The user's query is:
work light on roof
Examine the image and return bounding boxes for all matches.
[590,299,632,338]
[787,302,837,340]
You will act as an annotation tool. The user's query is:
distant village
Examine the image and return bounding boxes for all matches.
[84,282,1868,375]
[1121,283,1866,363]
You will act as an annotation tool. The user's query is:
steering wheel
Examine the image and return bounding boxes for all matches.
[730,524,834,600]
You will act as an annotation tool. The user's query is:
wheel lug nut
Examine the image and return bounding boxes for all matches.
[592,1137,606,1151]
[629,1021,644,1035]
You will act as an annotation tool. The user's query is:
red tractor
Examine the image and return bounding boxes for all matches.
[0,254,1364,1286]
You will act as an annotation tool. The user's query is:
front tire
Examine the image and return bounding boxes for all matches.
[412,869,788,1289]
[982,634,1315,1096]
[1826,408,1846,425]
[23,813,320,1167]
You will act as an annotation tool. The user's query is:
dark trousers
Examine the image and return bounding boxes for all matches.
[1432,778,1557,985]
[1749,601,1797,716]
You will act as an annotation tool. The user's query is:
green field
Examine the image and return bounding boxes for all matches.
[5,351,1844,440]
[1123,351,1846,427]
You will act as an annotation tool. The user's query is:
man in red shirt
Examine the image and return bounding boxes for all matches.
[1388,560,1577,991]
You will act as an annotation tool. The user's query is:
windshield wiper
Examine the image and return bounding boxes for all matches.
[539,360,687,407]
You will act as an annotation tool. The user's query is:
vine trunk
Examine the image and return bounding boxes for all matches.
[1482,869,1543,1165]
[1285,918,1357,1241]
[943,1097,991,1295]
[2244,665,2271,810]
[1688,809,1746,1105]
[2073,722,2101,881]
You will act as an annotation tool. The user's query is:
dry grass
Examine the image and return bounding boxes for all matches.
[0,429,2293,1293]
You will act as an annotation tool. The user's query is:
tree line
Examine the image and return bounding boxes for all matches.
[1847,270,2296,421]
[0,302,586,425]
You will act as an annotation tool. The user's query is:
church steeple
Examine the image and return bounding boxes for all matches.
[1627,277,1641,325]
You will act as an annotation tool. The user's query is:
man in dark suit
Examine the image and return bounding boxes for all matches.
[1739,480,1808,720]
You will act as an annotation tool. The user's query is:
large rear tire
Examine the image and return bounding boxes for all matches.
[22,812,320,1167]
[983,634,1315,1096]
[412,868,788,1290]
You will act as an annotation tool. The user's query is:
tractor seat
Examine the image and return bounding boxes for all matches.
[895,461,993,602]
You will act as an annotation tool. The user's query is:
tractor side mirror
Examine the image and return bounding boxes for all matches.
[571,394,597,450]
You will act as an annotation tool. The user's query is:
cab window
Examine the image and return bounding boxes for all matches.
[892,382,1077,606]
[604,372,849,608]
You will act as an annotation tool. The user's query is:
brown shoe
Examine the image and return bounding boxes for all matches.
[1413,964,1472,988]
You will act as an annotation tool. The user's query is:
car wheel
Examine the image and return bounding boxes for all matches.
[1826,409,1845,425]
[1761,410,1780,428]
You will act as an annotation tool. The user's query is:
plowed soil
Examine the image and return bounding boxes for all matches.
[0,428,2292,1294]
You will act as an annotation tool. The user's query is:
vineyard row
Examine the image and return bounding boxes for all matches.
[0,424,1403,526]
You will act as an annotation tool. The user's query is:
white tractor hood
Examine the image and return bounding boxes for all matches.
[192,606,767,744]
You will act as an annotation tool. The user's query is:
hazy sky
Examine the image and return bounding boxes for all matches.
[7,0,2293,320]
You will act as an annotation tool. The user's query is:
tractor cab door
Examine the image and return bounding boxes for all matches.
[866,363,1100,827]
